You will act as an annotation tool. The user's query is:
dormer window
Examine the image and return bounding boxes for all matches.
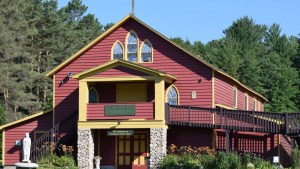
[141,40,153,62]
[112,41,124,60]
[126,31,138,62]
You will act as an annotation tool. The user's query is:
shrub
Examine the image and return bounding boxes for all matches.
[161,154,179,169]
[38,154,77,168]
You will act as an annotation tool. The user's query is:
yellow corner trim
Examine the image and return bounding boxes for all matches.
[212,70,215,108]
[2,130,5,165]
[78,120,167,129]
[0,110,52,130]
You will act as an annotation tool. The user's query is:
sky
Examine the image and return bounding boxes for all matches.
[58,0,299,44]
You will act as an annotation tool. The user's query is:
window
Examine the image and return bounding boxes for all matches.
[112,41,124,60]
[233,88,237,108]
[253,99,257,111]
[141,40,152,62]
[258,102,260,111]
[167,86,179,105]
[89,88,98,103]
[244,95,248,110]
[126,31,138,62]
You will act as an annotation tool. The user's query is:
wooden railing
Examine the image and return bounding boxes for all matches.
[31,112,78,162]
[167,105,300,135]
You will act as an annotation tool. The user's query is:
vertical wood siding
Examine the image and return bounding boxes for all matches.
[4,112,53,165]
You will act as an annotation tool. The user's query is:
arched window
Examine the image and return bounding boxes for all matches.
[89,88,98,103]
[112,41,124,60]
[167,86,179,105]
[141,40,152,62]
[126,31,138,62]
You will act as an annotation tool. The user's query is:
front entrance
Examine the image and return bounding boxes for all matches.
[116,132,149,169]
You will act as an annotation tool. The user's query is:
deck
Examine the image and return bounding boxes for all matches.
[166,104,300,135]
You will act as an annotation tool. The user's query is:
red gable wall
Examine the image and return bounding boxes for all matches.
[4,112,53,165]
[54,18,213,122]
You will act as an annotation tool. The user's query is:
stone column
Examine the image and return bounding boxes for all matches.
[78,128,94,169]
[150,128,167,169]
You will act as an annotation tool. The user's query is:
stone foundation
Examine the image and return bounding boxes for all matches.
[78,128,94,169]
[150,128,167,169]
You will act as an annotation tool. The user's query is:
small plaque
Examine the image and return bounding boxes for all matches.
[191,91,197,100]
[273,156,279,163]
[15,140,21,146]
[104,105,136,116]
[107,130,134,136]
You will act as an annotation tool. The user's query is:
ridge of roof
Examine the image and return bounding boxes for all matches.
[0,109,52,130]
[46,14,267,101]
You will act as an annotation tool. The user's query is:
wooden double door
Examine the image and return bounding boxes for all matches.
[117,132,149,169]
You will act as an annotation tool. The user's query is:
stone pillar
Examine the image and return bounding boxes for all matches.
[150,128,167,169]
[78,128,94,169]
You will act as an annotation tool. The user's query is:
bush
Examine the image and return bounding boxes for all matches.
[38,154,77,169]
[292,148,300,169]
[161,154,180,169]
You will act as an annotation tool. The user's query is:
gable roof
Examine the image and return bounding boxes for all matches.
[73,59,177,81]
[46,14,267,102]
[0,109,52,130]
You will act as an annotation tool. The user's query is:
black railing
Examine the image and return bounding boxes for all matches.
[167,105,300,134]
[31,112,78,162]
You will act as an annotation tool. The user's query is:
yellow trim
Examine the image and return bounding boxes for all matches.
[79,81,88,121]
[140,39,153,63]
[34,130,47,140]
[88,87,99,103]
[2,130,5,165]
[125,30,139,62]
[253,98,257,111]
[72,60,176,81]
[53,75,55,128]
[165,85,180,105]
[244,93,249,111]
[233,87,238,108]
[111,40,125,60]
[0,110,52,130]
[82,76,157,82]
[155,79,165,121]
[78,120,167,129]
[258,101,261,111]
[215,104,237,110]
[46,14,267,102]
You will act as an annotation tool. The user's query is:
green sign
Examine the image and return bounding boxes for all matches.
[104,105,136,116]
[107,130,134,136]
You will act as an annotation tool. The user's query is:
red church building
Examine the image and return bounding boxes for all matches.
[1,15,298,169]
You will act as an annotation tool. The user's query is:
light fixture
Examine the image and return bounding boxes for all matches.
[68,72,73,78]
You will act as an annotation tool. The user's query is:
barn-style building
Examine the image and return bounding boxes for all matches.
[1,15,298,169]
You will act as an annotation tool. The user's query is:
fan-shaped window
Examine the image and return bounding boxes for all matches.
[126,31,138,62]
[112,41,124,60]
[141,40,152,62]
[89,88,98,103]
[167,86,179,105]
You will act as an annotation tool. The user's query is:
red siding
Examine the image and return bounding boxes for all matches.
[167,126,213,148]
[215,130,278,160]
[214,72,263,110]
[87,102,154,120]
[91,66,150,77]
[4,112,53,165]
[55,18,213,124]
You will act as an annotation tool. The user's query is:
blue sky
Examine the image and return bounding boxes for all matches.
[58,0,299,44]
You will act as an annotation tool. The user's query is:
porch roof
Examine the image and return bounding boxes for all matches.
[72,59,177,82]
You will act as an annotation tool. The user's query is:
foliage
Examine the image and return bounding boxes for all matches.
[171,17,300,112]
[292,147,300,169]
[38,154,77,168]
[162,145,277,169]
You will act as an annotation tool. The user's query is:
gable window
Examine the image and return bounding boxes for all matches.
[244,94,248,110]
[233,88,237,108]
[112,41,124,60]
[167,86,179,105]
[89,88,99,103]
[126,31,138,62]
[141,40,153,62]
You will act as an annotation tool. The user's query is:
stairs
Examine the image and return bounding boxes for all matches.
[31,111,78,162]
